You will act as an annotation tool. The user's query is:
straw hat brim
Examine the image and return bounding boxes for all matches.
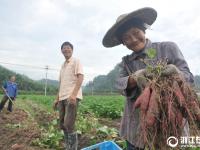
[102,7,157,47]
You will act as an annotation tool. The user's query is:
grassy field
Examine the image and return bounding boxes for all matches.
[18,94,124,118]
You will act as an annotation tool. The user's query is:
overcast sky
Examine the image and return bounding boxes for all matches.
[0,0,200,84]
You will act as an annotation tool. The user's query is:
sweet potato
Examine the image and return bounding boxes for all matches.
[167,100,174,123]
[134,86,151,112]
[176,109,183,127]
[189,100,200,121]
[146,88,159,126]
[173,81,186,107]
[135,64,200,149]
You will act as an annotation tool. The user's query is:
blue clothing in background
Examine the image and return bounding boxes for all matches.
[3,81,17,98]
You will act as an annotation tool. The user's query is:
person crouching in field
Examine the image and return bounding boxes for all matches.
[53,41,84,150]
[0,75,18,113]
[102,7,194,150]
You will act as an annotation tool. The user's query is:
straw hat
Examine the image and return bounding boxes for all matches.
[102,7,157,47]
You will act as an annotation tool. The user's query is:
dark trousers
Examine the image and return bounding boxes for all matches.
[58,99,79,134]
[126,141,144,150]
[0,95,14,112]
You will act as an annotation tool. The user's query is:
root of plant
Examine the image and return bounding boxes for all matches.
[133,61,200,150]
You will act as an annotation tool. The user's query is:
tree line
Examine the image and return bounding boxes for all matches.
[83,64,200,94]
[1,65,199,95]
[0,65,58,95]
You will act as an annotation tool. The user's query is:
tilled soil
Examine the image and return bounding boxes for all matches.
[0,109,41,150]
[0,102,122,150]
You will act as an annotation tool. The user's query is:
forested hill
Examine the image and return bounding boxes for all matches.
[1,65,199,95]
[38,79,59,87]
[83,64,200,94]
[83,64,120,93]
[0,65,58,94]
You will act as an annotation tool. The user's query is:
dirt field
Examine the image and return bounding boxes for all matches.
[0,108,41,150]
[0,99,121,150]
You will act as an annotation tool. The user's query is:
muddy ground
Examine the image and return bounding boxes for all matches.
[0,109,41,150]
[0,102,121,150]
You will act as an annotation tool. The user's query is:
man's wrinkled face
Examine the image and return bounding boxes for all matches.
[61,45,73,60]
[121,27,146,52]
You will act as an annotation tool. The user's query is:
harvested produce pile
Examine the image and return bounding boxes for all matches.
[133,60,200,149]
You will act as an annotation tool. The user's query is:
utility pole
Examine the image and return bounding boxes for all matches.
[110,83,113,94]
[90,81,94,96]
[44,65,48,96]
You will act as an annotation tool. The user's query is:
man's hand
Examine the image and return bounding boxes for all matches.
[68,95,77,105]
[161,64,180,76]
[128,69,147,89]
[53,100,59,110]
[2,87,7,94]
[128,76,137,89]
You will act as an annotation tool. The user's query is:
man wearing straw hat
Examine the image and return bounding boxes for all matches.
[0,75,17,113]
[102,7,194,150]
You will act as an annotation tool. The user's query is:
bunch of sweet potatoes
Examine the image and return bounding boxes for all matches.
[133,73,200,149]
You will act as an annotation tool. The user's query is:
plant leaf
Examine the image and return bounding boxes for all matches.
[146,48,157,59]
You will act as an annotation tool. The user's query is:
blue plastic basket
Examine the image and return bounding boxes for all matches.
[81,141,122,150]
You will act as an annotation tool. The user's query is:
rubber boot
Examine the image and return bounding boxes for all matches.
[67,132,78,150]
[64,132,69,150]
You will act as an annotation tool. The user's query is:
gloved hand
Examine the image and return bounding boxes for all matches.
[128,69,148,89]
[161,64,180,76]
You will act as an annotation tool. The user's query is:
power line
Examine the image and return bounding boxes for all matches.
[0,61,59,71]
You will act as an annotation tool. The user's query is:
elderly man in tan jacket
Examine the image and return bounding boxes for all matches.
[54,41,84,150]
